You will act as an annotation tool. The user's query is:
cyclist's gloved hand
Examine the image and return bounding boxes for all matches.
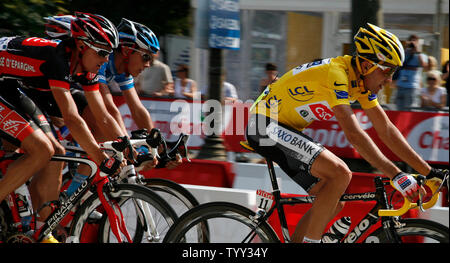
[99,156,122,176]
[135,153,157,172]
[392,172,420,200]
[427,168,448,182]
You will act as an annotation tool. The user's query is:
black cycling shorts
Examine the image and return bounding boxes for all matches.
[246,114,324,192]
[20,84,88,118]
[0,79,47,146]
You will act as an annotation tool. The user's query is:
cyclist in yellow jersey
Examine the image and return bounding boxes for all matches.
[246,23,448,243]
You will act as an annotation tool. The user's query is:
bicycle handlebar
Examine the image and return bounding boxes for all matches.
[129,128,190,169]
[378,174,442,217]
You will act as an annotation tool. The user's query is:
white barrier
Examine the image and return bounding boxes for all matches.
[181,162,449,240]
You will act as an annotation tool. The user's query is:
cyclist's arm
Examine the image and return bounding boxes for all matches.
[364,104,431,175]
[122,87,154,131]
[332,104,401,179]
[99,83,128,134]
[50,85,108,165]
[84,88,127,140]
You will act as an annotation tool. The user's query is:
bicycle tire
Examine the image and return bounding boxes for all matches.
[142,178,210,242]
[163,202,280,243]
[363,218,449,243]
[69,183,178,243]
[142,178,200,215]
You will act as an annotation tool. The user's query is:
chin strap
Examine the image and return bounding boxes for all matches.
[356,56,378,77]
[122,44,137,75]
[70,44,90,76]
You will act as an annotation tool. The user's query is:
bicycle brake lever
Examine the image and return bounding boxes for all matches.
[180,134,190,162]
[417,190,425,212]
[147,128,163,149]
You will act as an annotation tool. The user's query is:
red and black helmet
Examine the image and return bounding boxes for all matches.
[70,12,119,49]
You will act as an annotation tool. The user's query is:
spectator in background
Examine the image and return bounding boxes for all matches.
[172,64,197,99]
[259,62,279,93]
[394,34,428,110]
[422,56,438,87]
[135,51,173,96]
[201,71,239,102]
[442,60,449,106]
[420,70,447,110]
[223,80,239,102]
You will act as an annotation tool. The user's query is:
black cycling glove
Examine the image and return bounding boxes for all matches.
[99,156,121,176]
[427,168,449,181]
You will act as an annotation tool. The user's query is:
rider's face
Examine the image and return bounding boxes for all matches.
[362,62,393,95]
[80,41,111,73]
[126,47,152,77]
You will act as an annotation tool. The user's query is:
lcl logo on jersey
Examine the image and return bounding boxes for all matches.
[288,86,314,102]
[265,95,282,112]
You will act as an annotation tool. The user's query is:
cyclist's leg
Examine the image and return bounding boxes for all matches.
[291,150,351,242]
[28,131,65,219]
[290,179,345,242]
[247,114,351,242]
[14,87,66,219]
[0,92,55,203]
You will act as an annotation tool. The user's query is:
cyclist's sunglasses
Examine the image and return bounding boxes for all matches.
[83,41,112,58]
[372,61,398,78]
[128,47,153,63]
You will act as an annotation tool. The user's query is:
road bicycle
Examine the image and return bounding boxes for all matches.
[59,128,206,242]
[163,141,449,243]
[0,135,178,243]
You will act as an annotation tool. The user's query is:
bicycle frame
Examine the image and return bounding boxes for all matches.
[257,158,403,243]
[61,144,163,243]
[1,153,133,243]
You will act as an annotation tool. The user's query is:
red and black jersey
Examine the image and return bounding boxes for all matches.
[0,36,99,91]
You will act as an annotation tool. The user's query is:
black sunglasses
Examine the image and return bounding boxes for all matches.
[129,47,153,63]
[427,77,437,81]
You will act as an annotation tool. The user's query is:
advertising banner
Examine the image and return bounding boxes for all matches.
[114,96,449,164]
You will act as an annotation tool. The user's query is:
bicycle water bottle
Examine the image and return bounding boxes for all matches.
[15,183,33,218]
[66,173,88,196]
[321,216,351,243]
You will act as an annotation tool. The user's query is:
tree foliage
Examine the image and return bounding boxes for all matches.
[0,0,69,36]
[0,0,191,37]
[66,0,191,37]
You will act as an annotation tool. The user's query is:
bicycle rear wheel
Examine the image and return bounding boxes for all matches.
[142,178,199,216]
[364,218,449,243]
[142,178,209,242]
[70,183,178,243]
[163,202,280,243]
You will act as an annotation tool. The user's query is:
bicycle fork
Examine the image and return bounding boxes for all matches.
[133,198,161,242]
[96,179,133,243]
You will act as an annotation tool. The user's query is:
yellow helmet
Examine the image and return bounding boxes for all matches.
[354,23,404,67]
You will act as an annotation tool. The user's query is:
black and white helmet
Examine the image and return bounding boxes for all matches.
[117,18,160,54]
[71,12,119,49]
[44,15,74,39]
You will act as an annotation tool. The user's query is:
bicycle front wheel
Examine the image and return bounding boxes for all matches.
[163,202,280,243]
[142,178,200,216]
[70,183,178,243]
[364,218,449,243]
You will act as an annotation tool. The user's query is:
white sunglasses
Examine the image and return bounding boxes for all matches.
[83,41,112,58]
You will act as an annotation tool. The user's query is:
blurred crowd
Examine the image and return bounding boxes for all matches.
[125,34,448,112]
[126,51,239,102]
[386,34,449,111]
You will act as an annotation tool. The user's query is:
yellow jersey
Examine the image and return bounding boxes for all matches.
[251,55,379,131]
